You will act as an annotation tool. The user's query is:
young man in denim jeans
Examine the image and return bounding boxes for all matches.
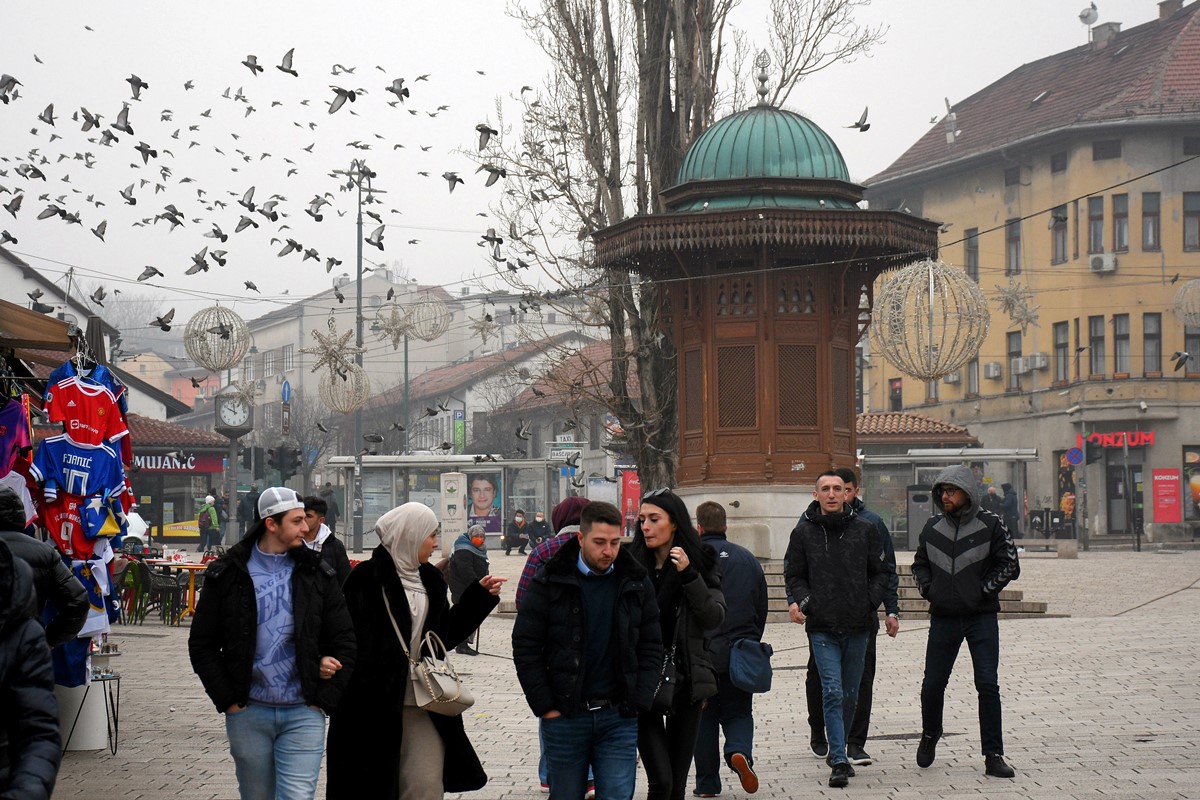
[513,501,662,800]
[784,471,887,788]
[189,487,356,800]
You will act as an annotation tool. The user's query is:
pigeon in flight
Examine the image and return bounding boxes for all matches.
[235,215,259,233]
[276,48,298,77]
[0,74,22,104]
[1172,351,1191,371]
[134,141,157,164]
[385,78,409,102]
[189,376,204,388]
[206,322,232,339]
[185,247,209,275]
[150,308,176,331]
[209,249,228,267]
[204,223,227,242]
[847,106,869,132]
[316,422,329,433]
[363,433,385,444]
[245,281,260,293]
[325,256,342,273]
[90,287,106,306]
[111,103,134,135]
[475,123,498,151]
[364,224,385,250]
[515,419,532,440]
[126,75,149,100]
[37,103,55,127]
[477,164,506,187]
[136,266,164,282]
[242,55,264,76]
[90,220,106,241]
[442,172,464,193]
[328,86,357,114]
[3,193,23,218]
[79,107,101,131]
[0,230,16,245]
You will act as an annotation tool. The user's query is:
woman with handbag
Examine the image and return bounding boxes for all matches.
[326,503,504,800]
[628,489,726,800]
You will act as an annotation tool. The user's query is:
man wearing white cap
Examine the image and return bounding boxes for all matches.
[189,487,357,800]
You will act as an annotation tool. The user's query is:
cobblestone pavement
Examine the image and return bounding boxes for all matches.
[53,549,1200,799]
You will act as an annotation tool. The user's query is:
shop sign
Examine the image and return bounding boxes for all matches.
[133,452,225,472]
[1152,469,1182,524]
[1076,430,1155,449]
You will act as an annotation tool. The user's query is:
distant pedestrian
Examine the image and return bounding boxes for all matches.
[1000,483,1021,536]
[318,483,340,536]
[527,511,553,546]
[0,538,62,800]
[189,487,356,800]
[504,509,529,556]
[302,496,351,586]
[197,494,219,553]
[692,501,766,798]
[513,501,663,800]
[628,488,725,800]
[784,471,887,789]
[981,485,1002,515]
[326,502,504,799]
[803,467,900,768]
[913,465,1020,779]
[448,524,490,655]
[0,487,88,647]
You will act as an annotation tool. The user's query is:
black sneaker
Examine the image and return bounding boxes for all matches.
[916,733,939,768]
[828,763,852,788]
[846,744,873,766]
[985,755,1015,778]
[824,756,854,777]
[810,737,829,759]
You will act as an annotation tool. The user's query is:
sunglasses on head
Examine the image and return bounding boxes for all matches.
[641,487,674,501]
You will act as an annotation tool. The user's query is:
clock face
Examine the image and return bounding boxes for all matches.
[219,397,250,428]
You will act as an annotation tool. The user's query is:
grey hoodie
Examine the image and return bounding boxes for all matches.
[912,464,1020,616]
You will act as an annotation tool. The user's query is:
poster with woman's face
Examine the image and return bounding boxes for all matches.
[467,472,502,532]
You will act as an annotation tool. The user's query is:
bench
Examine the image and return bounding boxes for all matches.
[1013,538,1078,559]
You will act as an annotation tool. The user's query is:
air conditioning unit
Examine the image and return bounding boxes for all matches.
[1090,252,1118,274]
[1011,357,1032,375]
[1027,352,1050,371]
[983,361,1003,380]
[943,370,961,384]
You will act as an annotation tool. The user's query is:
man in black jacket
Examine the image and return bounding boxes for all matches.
[513,501,662,800]
[913,464,1020,779]
[0,487,87,648]
[693,501,766,797]
[784,471,886,789]
[0,538,62,800]
[189,486,356,800]
[302,495,351,586]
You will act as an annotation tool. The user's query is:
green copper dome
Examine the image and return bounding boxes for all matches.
[669,105,857,212]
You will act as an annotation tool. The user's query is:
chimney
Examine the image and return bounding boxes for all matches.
[1160,0,1183,19]
[1091,21,1122,48]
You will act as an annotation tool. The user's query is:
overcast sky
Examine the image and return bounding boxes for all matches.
[1,0,1160,329]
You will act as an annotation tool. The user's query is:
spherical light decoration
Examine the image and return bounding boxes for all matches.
[407,295,450,341]
[1173,278,1200,328]
[869,258,990,381]
[184,305,250,372]
[318,362,371,414]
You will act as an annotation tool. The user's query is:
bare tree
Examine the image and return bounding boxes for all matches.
[472,0,883,488]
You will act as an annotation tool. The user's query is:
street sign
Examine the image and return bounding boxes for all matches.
[281,379,292,403]
[1066,447,1083,466]
[281,401,291,436]
[549,446,580,460]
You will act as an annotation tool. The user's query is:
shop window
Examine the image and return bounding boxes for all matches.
[1087,197,1104,253]
[1143,313,1161,374]
[1142,192,1160,251]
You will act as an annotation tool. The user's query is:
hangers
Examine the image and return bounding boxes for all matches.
[71,334,96,376]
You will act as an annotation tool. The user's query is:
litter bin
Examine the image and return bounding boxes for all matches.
[55,680,109,751]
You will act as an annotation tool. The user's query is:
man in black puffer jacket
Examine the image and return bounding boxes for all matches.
[784,471,886,789]
[0,538,62,800]
[513,501,662,800]
[912,464,1020,780]
[0,487,88,648]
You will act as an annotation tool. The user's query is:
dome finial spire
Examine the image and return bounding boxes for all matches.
[755,50,772,106]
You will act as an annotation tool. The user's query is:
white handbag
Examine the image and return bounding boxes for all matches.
[382,588,475,716]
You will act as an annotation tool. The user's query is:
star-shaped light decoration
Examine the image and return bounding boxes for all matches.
[228,379,263,408]
[300,314,364,375]
[469,314,499,345]
[993,278,1040,333]
[374,303,412,351]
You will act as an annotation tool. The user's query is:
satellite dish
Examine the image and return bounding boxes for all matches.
[1079,2,1099,25]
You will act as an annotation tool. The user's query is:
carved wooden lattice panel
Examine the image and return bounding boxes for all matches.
[684,349,703,432]
[775,276,817,315]
[716,278,757,317]
[778,344,818,427]
[717,345,757,428]
[832,347,850,429]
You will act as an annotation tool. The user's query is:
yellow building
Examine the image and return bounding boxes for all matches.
[865,0,1200,542]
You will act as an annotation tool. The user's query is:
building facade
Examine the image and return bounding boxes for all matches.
[865,0,1200,541]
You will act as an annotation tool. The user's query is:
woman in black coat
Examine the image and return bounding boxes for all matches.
[627,489,726,800]
[326,503,503,799]
[447,525,489,656]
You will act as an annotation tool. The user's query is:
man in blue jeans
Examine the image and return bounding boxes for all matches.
[785,471,887,788]
[912,464,1020,779]
[693,501,767,797]
[190,487,356,800]
[513,501,663,800]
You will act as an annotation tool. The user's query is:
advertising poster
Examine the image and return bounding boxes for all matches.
[620,469,641,537]
[467,471,502,533]
[1181,445,1200,520]
[440,472,469,555]
[1151,468,1182,524]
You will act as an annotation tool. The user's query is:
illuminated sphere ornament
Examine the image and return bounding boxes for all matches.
[407,295,450,341]
[1172,278,1200,328]
[869,258,990,381]
[319,363,371,414]
[184,305,250,372]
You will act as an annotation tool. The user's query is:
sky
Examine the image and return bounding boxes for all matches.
[0,0,1162,330]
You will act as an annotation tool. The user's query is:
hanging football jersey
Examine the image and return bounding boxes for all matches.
[47,361,129,415]
[0,396,32,475]
[30,434,125,501]
[0,470,37,528]
[43,377,129,447]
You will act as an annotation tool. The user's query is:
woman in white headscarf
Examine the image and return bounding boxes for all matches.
[327,503,505,800]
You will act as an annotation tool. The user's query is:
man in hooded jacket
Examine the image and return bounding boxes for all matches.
[912,464,1021,779]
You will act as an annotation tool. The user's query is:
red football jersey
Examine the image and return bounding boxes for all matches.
[42,494,94,559]
[43,377,129,447]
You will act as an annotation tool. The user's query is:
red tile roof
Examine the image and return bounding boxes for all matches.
[32,413,229,449]
[856,411,978,444]
[869,2,1200,187]
[504,339,638,412]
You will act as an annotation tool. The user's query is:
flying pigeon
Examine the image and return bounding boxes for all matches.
[79,107,101,131]
[90,220,106,241]
[363,433,384,444]
[1172,351,1191,371]
[316,422,329,433]
[150,308,176,331]
[4,193,24,217]
[276,48,298,77]
[477,163,506,187]
[475,123,498,151]
[328,86,357,114]
[209,249,228,266]
[385,78,409,102]
[364,224,385,250]
[90,287,106,306]
[244,281,260,293]
[37,103,55,127]
[136,265,164,282]
[134,141,157,164]
[0,230,16,245]
[442,172,464,193]
[242,55,264,76]
[847,106,870,132]
[126,75,149,100]
[111,103,134,135]
[185,247,209,275]
[119,183,136,205]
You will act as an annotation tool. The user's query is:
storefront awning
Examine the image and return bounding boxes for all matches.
[0,298,74,365]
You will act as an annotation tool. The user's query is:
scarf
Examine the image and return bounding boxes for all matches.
[452,532,488,562]
[375,503,438,663]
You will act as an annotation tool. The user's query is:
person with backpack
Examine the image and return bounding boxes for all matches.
[197,495,219,553]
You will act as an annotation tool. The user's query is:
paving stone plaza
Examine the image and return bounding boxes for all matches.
[54,549,1200,799]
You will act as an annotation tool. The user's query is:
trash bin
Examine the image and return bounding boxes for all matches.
[55,680,109,751]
